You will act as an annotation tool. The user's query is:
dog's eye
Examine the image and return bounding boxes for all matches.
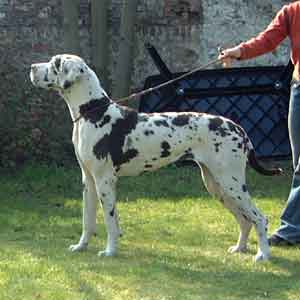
[63,80,72,89]
[54,57,61,71]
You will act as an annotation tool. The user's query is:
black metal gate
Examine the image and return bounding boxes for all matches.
[139,44,294,159]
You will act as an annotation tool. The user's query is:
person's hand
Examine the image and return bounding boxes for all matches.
[218,46,241,68]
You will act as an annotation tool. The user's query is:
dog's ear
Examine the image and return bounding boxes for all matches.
[57,58,85,90]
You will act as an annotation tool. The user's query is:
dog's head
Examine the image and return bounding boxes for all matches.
[30,54,87,91]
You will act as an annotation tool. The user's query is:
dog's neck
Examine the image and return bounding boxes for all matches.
[61,68,110,122]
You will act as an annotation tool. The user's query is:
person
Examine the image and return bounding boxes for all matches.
[219,1,300,246]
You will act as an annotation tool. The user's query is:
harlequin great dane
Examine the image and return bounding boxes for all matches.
[30,54,282,262]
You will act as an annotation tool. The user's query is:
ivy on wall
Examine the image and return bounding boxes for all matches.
[0,53,75,168]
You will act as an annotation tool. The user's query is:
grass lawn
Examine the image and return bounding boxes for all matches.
[0,162,300,300]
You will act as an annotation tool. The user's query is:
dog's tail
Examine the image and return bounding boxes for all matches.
[247,149,282,176]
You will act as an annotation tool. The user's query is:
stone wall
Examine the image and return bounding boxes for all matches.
[133,0,290,87]
[0,0,291,86]
[0,0,291,166]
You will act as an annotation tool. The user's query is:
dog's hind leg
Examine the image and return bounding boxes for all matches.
[227,212,252,254]
[199,163,251,253]
[215,170,270,262]
[199,163,219,197]
[242,205,269,262]
[69,167,98,252]
[199,162,269,261]
[93,173,120,257]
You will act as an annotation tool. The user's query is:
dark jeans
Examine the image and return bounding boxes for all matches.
[275,81,300,243]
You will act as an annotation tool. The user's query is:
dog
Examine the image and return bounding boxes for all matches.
[30,54,282,261]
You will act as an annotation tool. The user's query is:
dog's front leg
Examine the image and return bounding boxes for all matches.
[69,169,98,252]
[95,175,120,257]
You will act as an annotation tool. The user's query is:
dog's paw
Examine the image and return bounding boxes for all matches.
[98,249,117,257]
[69,243,88,252]
[254,251,270,262]
[228,245,247,254]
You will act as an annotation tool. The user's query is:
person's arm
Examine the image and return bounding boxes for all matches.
[219,5,290,65]
[239,5,289,59]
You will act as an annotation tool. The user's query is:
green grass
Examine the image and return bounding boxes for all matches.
[0,163,300,300]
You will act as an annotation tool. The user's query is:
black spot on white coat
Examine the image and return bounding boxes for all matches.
[144,130,154,136]
[110,207,115,217]
[242,184,248,192]
[208,117,228,137]
[172,114,190,127]
[214,142,222,153]
[99,115,111,128]
[161,141,171,158]
[93,107,139,169]
[79,97,111,124]
[154,120,169,127]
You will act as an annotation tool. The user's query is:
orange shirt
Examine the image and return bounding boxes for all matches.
[239,2,300,79]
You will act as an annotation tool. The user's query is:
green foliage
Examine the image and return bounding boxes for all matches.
[0,55,75,168]
[0,163,300,300]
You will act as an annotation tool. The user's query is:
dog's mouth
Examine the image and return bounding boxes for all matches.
[30,64,47,87]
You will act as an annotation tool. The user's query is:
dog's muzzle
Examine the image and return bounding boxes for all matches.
[30,63,48,88]
[30,64,39,86]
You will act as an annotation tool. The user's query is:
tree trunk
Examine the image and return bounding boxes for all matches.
[113,0,139,102]
[62,0,80,54]
[91,0,110,91]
